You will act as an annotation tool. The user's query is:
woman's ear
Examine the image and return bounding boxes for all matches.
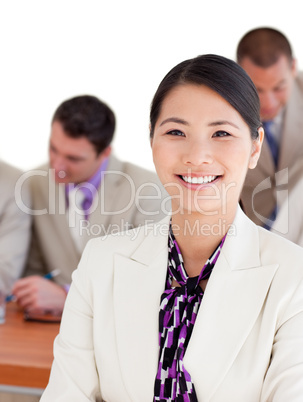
[248,127,264,169]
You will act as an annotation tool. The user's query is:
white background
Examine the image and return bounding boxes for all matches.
[0,0,300,173]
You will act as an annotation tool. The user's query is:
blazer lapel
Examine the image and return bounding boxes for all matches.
[113,217,170,401]
[47,173,80,259]
[184,208,279,399]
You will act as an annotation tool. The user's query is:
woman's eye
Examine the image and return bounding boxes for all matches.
[167,130,185,137]
[212,130,230,138]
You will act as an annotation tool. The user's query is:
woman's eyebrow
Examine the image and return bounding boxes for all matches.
[208,120,240,129]
[159,117,189,127]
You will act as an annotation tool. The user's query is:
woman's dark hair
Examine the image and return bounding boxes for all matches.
[52,95,115,155]
[150,54,261,140]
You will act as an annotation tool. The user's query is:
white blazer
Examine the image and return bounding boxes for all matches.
[41,207,303,401]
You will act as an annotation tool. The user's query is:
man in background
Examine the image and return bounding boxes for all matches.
[12,95,169,316]
[237,27,303,227]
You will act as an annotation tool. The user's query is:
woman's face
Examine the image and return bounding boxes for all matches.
[151,84,263,217]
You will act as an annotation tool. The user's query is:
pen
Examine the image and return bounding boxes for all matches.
[43,269,61,280]
[5,269,61,302]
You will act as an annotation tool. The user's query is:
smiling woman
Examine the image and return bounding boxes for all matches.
[41,55,303,402]
[151,84,262,230]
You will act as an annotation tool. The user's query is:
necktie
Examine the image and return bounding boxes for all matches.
[263,121,279,167]
[67,186,86,253]
[80,184,95,219]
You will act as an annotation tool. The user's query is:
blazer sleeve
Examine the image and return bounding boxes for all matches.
[40,240,102,401]
[261,277,303,401]
[0,171,31,291]
[23,225,49,277]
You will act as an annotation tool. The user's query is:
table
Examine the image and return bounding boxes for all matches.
[0,302,60,392]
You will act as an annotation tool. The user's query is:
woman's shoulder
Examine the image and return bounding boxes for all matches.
[258,224,303,275]
[236,207,303,270]
[82,215,170,262]
[72,216,170,293]
[258,223,303,251]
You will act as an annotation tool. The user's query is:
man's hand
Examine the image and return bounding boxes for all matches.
[12,276,67,315]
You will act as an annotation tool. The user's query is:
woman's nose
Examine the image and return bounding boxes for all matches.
[182,140,214,166]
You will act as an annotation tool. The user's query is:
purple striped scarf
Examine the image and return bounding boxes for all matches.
[153,226,226,401]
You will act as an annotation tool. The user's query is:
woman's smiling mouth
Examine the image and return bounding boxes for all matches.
[179,175,219,184]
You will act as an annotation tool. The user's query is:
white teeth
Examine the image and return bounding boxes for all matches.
[181,175,216,184]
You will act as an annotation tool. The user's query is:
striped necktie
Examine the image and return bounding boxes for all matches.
[263,121,279,167]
